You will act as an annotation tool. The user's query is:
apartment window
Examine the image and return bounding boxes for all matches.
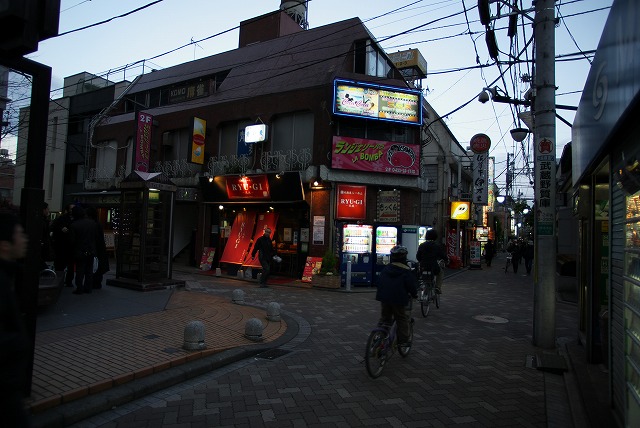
[96,141,117,174]
[272,111,313,152]
[161,129,190,161]
[219,120,253,157]
[354,39,392,78]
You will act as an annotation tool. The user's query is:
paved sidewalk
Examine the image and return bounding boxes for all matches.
[27,256,613,427]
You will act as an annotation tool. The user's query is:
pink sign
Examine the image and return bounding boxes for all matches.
[331,136,419,176]
[135,112,153,172]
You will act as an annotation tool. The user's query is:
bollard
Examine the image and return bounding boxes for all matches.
[346,260,352,291]
[183,320,206,350]
[215,267,221,277]
[266,302,281,321]
[237,269,244,279]
[245,318,264,341]
[232,289,245,304]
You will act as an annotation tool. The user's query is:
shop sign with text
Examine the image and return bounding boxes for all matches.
[333,79,422,125]
[336,184,367,220]
[226,175,270,199]
[135,112,153,172]
[331,136,419,176]
[189,117,206,165]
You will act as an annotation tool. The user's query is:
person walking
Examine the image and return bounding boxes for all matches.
[251,227,275,288]
[484,239,495,267]
[523,240,534,275]
[51,204,75,287]
[0,212,32,427]
[375,245,418,347]
[69,206,100,295]
[86,206,109,289]
[416,228,448,294]
[508,239,522,274]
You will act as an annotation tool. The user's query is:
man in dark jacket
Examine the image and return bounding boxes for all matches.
[416,228,448,293]
[375,245,418,346]
[51,204,75,286]
[69,206,100,295]
[0,212,31,427]
[251,227,275,287]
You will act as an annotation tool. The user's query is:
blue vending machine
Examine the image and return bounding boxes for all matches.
[340,223,373,286]
[373,225,400,285]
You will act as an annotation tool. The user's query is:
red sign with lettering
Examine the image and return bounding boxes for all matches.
[219,211,257,264]
[226,175,270,199]
[336,184,367,220]
[243,212,279,268]
[331,136,420,176]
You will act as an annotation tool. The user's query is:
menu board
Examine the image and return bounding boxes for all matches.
[301,257,323,283]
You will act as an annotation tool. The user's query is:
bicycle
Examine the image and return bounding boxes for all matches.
[504,252,513,273]
[364,302,414,378]
[418,271,439,317]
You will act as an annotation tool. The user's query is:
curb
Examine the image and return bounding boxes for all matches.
[30,309,300,428]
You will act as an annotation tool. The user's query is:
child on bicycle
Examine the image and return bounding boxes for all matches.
[416,228,448,294]
[375,245,418,346]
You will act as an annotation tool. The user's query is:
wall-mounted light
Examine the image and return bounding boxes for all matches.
[275,171,284,179]
[218,205,224,210]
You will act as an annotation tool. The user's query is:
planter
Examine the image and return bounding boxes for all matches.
[311,274,341,289]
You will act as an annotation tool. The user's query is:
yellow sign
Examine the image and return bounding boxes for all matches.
[190,117,207,164]
[451,201,470,220]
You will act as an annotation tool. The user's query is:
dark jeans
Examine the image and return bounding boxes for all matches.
[524,258,533,274]
[379,303,411,344]
[75,254,94,293]
[259,255,271,284]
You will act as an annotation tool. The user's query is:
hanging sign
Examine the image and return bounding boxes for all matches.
[189,117,207,165]
[135,112,153,172]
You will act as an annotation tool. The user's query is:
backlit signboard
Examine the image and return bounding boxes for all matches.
[331,136,419,176]
[189,117,206,165]
[451,201,470,220]
[333,79,422,125]
[245,124,268,143]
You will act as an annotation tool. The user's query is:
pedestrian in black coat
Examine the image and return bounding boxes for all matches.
[69,206,100,294]
[251,228,275,287]
[523,240,534,275]
[0,212,32,427]
[51,204,75,286]
[86,206,109,289]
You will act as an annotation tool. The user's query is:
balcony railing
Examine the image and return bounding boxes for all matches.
[85,148,312,190]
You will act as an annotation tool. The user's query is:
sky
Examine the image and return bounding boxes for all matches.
[3,0,613,202]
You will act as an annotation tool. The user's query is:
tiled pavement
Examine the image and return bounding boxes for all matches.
[27,254,612,427]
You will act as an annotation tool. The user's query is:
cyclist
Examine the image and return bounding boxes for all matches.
[416,228,448,294]
[375,245,418,346]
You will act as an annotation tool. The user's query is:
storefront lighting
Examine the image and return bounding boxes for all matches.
[218,205,224,210]
[208,176,213,183]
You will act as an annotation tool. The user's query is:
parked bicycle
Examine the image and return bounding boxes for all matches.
[364,301,414,378]
[418,270,439,317]
[504,252,513,273]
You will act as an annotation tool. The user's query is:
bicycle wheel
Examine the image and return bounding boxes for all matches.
[365,330,387,378]
[398,319,413,357]
[421,287,431,317]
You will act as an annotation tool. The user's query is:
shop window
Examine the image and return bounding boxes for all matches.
[353,39,393,78]
[271,111,313,152]
[336,117,413,144]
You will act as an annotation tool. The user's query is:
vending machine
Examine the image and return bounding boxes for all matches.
[373,225,399,285]
[340,223,373,286]
[401,225,430,261]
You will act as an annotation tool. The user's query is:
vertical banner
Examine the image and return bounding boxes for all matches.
[535,137,555,235]
[472,152,489,205]
[377,190,400,222]
[243,212,279,268]
[219,211,257,264]
[190,117,207,164]
[135,112,153,172]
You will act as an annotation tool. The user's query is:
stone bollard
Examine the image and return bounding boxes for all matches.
[237,269,244,279]
[232,289,245,304]
[245,318,264,341]
[215,267,221,277]
[183,320,206,350]
[266,302,281,321]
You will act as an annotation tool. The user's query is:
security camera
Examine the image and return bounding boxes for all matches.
[478,90,490,104]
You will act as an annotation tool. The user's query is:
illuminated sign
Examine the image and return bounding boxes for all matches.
[333,79,422,125]
[189,117,206,165]
[244,124,268,143]
[225,175,270,199]
[336,184,367,220]
[451,201,470,220]
[331,136,419,176]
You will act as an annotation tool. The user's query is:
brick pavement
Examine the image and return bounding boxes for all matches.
[28,255,607,427]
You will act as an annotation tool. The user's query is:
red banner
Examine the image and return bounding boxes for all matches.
[336,184,366,220]
[243,212,279,268]
[331,136,419,176]
[226,175,270,199]
[219,211,257,264]
[135,112,153,172]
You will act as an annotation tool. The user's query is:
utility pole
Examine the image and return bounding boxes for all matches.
[533,0,556,348]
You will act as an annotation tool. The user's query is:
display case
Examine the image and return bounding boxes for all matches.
[373,225,398,285]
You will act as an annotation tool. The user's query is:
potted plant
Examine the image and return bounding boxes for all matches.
[313,249,341,288]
